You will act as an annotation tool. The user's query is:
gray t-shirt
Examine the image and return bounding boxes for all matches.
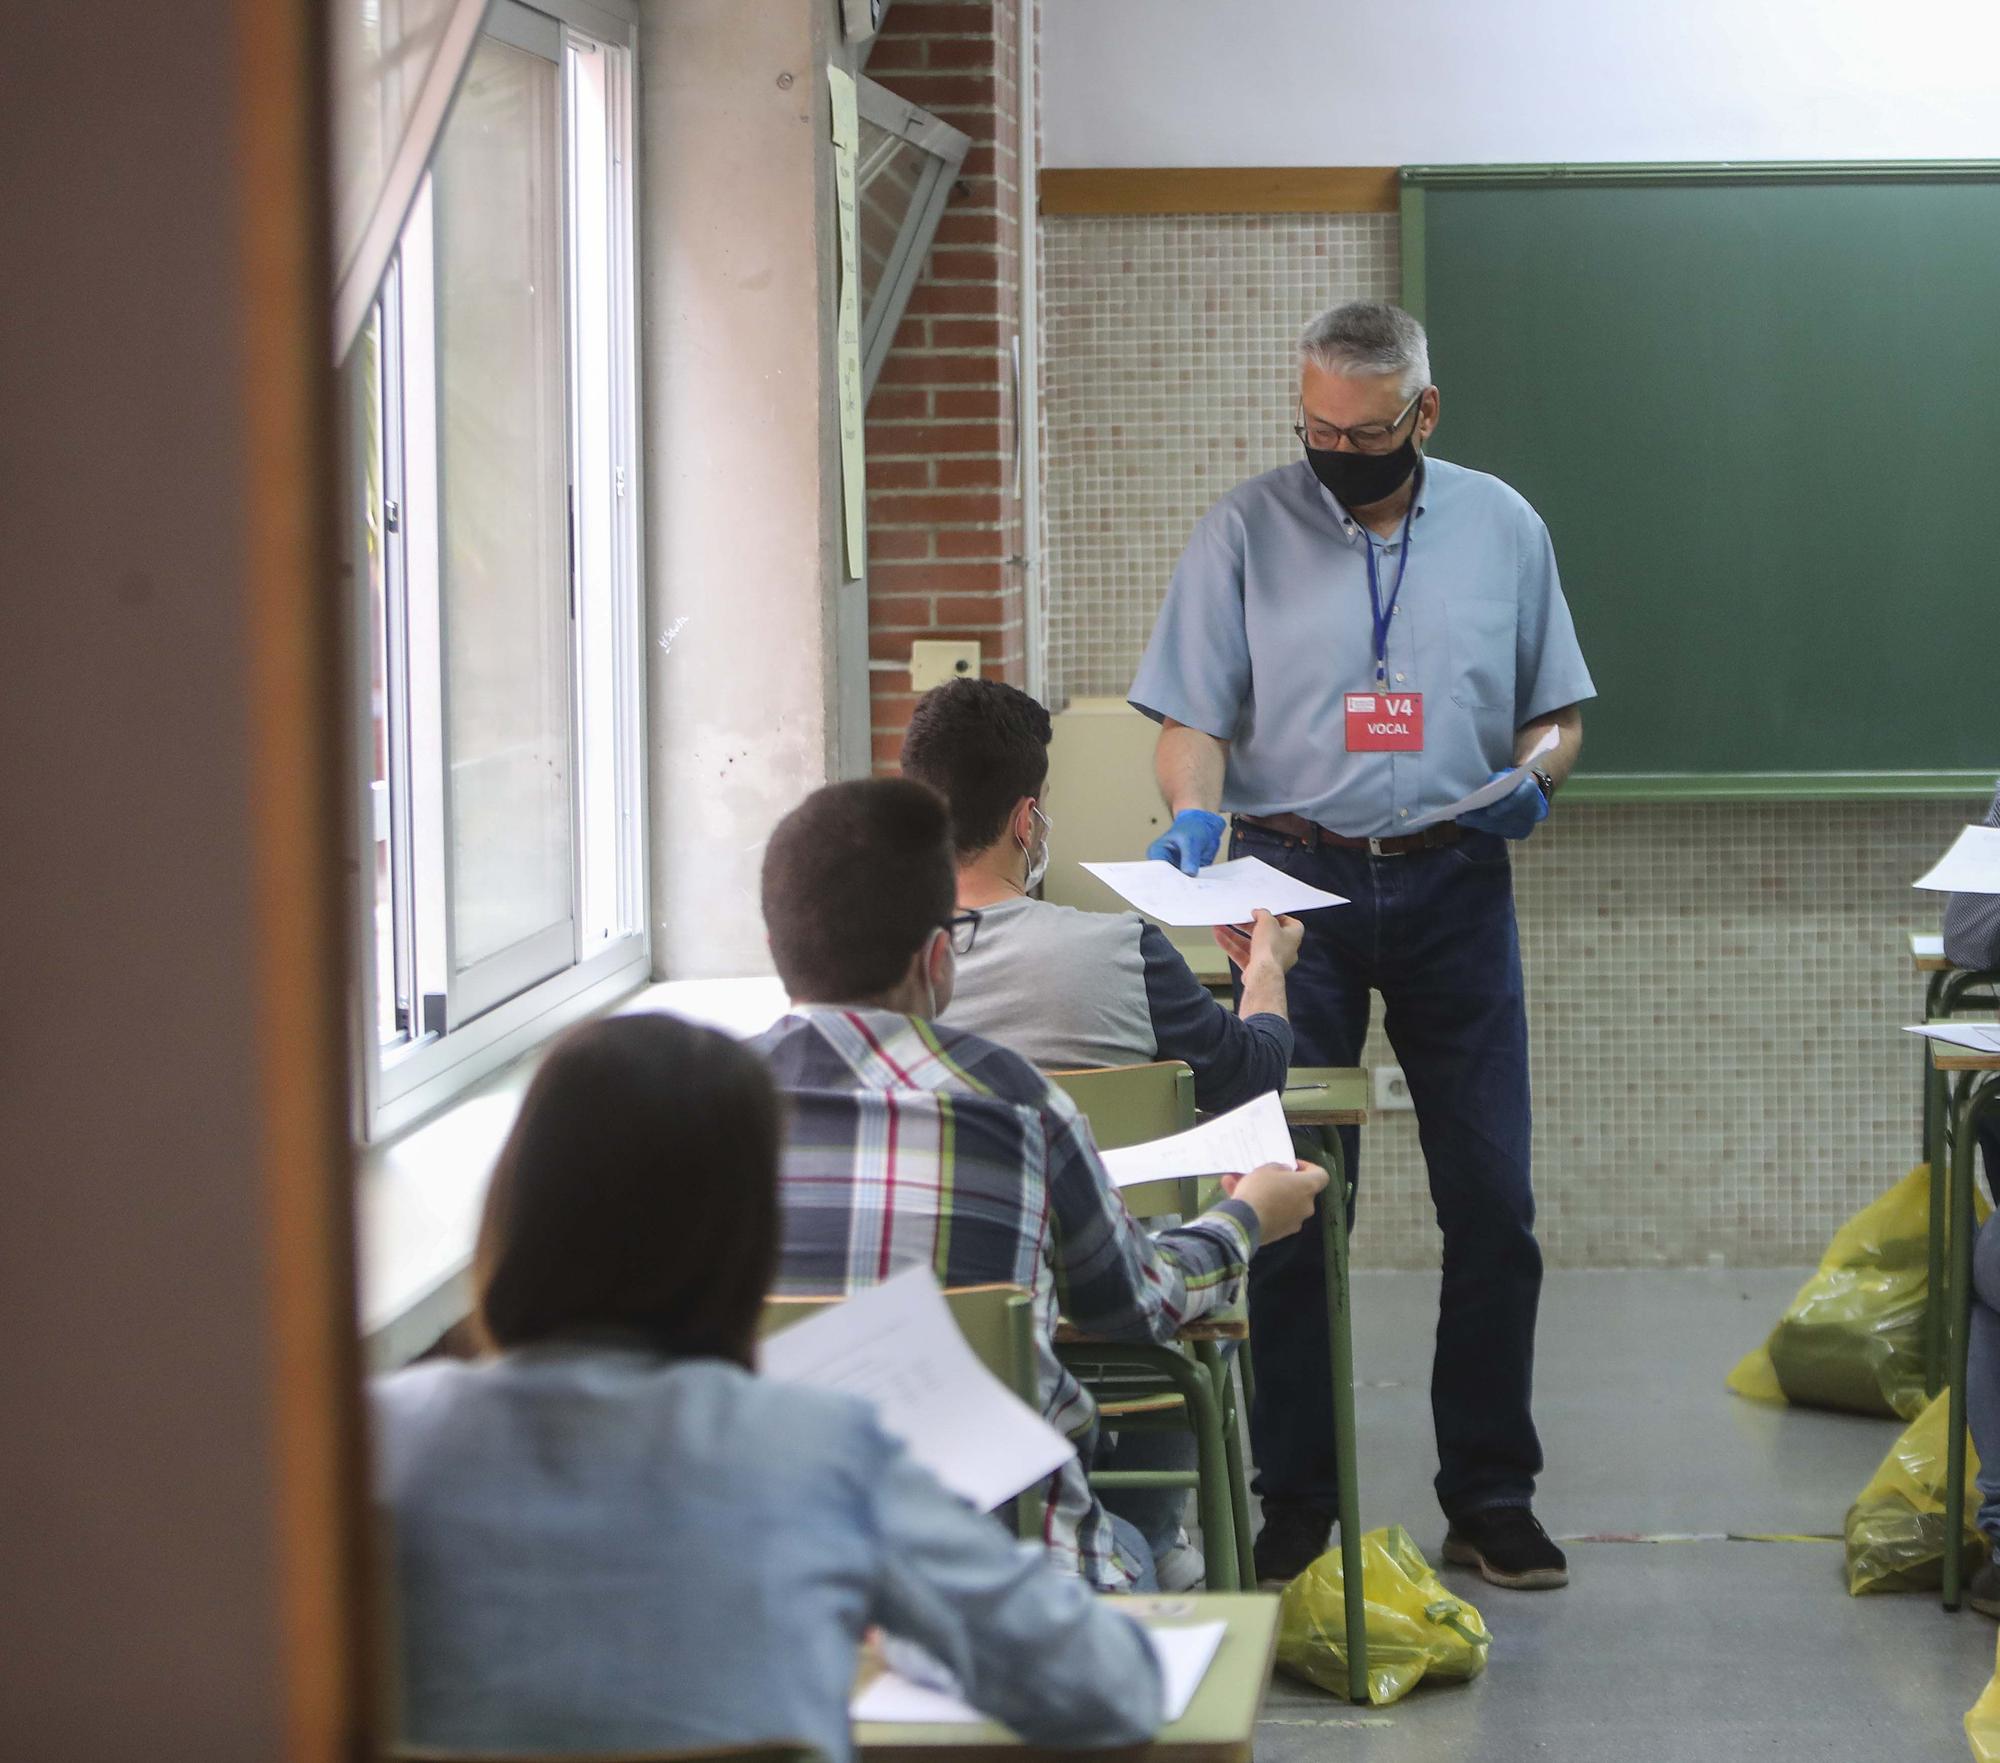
[945,895,1293,1113]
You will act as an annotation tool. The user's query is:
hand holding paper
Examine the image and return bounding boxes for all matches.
[1406,727,1560,834]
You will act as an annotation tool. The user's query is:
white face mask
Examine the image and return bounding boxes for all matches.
[1019,804,1053,894]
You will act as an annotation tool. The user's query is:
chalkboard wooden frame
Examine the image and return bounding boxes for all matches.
[1401,161,2000,804]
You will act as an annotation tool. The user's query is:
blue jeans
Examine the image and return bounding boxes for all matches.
[1096,1428,1193,1561]
[1230,820,1545,1522]
[1104,1513,1161,1592]
[1967,1213,2000,1547]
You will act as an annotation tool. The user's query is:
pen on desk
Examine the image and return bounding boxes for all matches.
[1285,1082,1329,1093]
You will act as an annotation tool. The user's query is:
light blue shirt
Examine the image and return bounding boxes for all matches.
[373,1348,1162,1761]
[1130,456,1596,836]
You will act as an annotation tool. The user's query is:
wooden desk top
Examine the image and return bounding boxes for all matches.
[1281,1067,1369,1128]
[855,1593,1281,1763]
[1930,1045,2000,1073]
[1912,931,1951,974]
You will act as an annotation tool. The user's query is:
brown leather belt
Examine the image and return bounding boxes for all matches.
[1233,811,1464,858]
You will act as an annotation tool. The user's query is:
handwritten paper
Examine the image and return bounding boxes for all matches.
[852,1620,1227,1726]
[1080,855,1347,928]
[759,1266,1072,1512]
[1404,727,1561,832]
[1097,1089,1297,1190]
[1904,1022,2000,1055]
[1914,826,2000,895]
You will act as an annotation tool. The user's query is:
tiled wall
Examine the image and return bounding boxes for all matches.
[1040,212,1967,1268]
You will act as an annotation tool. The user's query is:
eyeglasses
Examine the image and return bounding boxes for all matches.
[1293,387,1426,455]
[943,909,982,956]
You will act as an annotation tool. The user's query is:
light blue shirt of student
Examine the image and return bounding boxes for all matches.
[1130,456,1596,838]
[374,1348,1162,1763]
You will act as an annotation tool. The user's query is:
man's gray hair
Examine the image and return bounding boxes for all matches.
[1298,301,1431,398]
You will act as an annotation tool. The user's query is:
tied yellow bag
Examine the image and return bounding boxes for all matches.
[1970,1631,2000,1763]
[1275,1525,1491,1707]
[1728,1164,1982,1422]
[1845,1388,1985,1595]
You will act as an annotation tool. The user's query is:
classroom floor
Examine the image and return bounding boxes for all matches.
[1244,1269,1995,1763]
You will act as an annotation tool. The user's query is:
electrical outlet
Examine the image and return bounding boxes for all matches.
[909,640,981,691]
[1372,1065,1415,1111]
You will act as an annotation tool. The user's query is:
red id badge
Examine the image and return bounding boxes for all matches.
[1344,691,1424,753]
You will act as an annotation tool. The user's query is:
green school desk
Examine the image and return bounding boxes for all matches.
[1279,1067,1370,1704]
[1916,937,2000,1396]
[854,1592,1281,1763]
[1934,1040,2000,1610]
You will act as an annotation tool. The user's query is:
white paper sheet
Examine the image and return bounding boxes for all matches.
[1080,855,1347,928]
[1403,727,1561,832]
[759,1267,1073,1512]
[1097,1089,1297,1190]
[1913,933,1946,960]
[851,1620,1228,1726]
[1914,826,2000,895]
[1904,1022,2000,1055]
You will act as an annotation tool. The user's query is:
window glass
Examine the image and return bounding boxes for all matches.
[431,34,574,975]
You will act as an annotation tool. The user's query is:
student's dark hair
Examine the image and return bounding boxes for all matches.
[761,777,956,1002]
[899,678,1053,856]
[473,1013,781,1367]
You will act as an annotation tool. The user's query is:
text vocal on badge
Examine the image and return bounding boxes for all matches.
[1344,690,1424,753]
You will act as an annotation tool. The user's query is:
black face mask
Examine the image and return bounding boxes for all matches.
[1303,433,1421,511]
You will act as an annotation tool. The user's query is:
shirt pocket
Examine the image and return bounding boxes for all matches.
[1446,597,1517,712]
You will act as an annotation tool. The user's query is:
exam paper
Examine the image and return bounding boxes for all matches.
[1080,855,1347,928]
[1914,826,2000,895]
[1097,1089,1297,1190]
[1913,933,1946,960]
[1904,1022,2000,1055]
[1403,727,1561,832]
[851,1620,1228,1726]
[759,1267,1073,1512]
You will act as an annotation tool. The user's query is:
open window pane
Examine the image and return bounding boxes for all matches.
[431,31,576,996]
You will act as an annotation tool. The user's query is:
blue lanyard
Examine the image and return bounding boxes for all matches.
[1362,508,1415,686]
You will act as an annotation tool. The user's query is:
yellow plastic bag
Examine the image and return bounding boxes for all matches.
[1728,1164,1979,1422]
[1275,1525,1491,1706]
[1845,1388,1985,1595]
[1969,1631,2000,1762]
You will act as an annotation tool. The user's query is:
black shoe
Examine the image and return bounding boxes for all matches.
[1442,1507,1569,1590]
[1253,1500,1337,1588]
[1970,1557,2000,1618]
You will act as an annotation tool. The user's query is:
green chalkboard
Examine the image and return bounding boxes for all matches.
[1402,163,2000,800]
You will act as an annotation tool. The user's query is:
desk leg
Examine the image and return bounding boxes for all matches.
[1198,1338,1257,1592]
[1944,1073,2000,1610]
[1322,1131,1368,1704]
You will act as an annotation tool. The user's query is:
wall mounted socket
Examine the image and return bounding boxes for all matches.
[909,640,981,691]
[1372,1065,1415,1111]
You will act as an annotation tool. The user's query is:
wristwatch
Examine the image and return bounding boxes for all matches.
[1530,767,1557,803]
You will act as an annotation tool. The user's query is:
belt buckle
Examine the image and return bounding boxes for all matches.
[1366,835,1403,858]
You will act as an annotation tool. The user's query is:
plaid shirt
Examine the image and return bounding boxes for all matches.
[754,1006,1258,1591]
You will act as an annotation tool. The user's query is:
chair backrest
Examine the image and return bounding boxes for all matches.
[390,1744,822,1763]
[1048,1060,1198,1220]
[759,1284,1040,1412]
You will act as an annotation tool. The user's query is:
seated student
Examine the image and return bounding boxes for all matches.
[1954,775,2000,1615]
[754,778,1326,1594]
[900,676,1300,1113]
[373,1013,1165,1759]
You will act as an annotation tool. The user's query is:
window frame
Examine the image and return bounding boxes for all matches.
[350,0,648,1145]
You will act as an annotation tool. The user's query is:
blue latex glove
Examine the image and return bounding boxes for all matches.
[1459,770,1549,840]
[1147,808,1226,876]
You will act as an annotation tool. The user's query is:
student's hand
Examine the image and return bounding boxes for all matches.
[1458,771,1548,841]
[1147,808,1226,876]
[1221,1159,1328,1244]
[1212,909,1303,976]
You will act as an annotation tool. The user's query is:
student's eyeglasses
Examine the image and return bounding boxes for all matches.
[1292,387,1426,455]
[943,910,982,956]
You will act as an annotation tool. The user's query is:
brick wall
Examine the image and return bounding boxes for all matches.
[862,0,1027,770]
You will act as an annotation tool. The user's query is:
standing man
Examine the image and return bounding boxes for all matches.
[1129,301,1595,1591]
